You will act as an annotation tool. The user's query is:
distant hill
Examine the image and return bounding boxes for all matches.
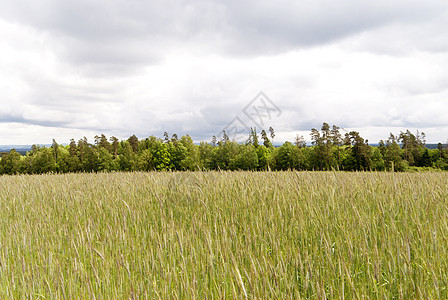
[0,145,31,156]
[0,145,50,156]
[425,144,447,150]
[368,143,446,149]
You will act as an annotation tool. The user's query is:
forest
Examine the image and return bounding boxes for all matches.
[0,123,447,175]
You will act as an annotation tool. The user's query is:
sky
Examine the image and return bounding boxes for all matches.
[1,0,448,145]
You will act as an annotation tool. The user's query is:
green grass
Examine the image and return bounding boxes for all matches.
[0,171,447,298]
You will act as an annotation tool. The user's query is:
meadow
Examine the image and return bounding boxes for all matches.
[0,171,447,298]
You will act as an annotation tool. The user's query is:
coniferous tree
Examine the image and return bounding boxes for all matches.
[163,132,170,143]
[418,148,432,167]
[269,127,275,145]
[261,130,272,148]
[222,131,229,144]
[246,128,259,147]
[51,139,59,161]
[99,134,111,151]
[331,125,342,168]
[343,131,372,171]
[110,136,119,159]
[128,135,139,154]
[2,124,447,175]
[295,135,306,148]
[385,134,403,171]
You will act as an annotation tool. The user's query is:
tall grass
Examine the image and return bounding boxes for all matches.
[0,171,447,298]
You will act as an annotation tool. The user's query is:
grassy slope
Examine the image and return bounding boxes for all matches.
[0,172,447,298]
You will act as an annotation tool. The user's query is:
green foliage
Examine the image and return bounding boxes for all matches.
[371,147,385,171]
[398,130,425,165]
[178,135,199,170]
[434,157,448,170]
[275,142,292,170]
[198,141,213,170]
[0,149,22,175]
[418,148,432,167]
[275,142,305,170]
[168,136,198,171]
[98,147,114,171]
[385,141,403,171]
[256,145,271,170]
[137,149,153,171]
[26,147,57,174]
[1,126,447,175]
[343,131,372,171]
[229,144,258,170]
[246,128,259,147]
[127,134,139,153]
[260,129,272,148]
[211,140,238,170]
[118,142,137,171]
[55,146,70,173]
[310,123,342,170]
[153,142,172,171]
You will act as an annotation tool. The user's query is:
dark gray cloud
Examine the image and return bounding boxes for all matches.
[223,0,446,53]
[0,113,69,128]
[2,0,446,68]
[0,0,226,73]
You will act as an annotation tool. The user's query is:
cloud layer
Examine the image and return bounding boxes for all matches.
[1,0,448,144]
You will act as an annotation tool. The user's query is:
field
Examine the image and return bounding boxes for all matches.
[0,171,447,298]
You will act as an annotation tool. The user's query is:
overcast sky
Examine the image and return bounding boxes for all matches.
[1,0,448,145]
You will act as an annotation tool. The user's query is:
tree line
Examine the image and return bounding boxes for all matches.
[1,123,447,175]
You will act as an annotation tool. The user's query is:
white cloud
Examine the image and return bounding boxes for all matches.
[0,0,448,144]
